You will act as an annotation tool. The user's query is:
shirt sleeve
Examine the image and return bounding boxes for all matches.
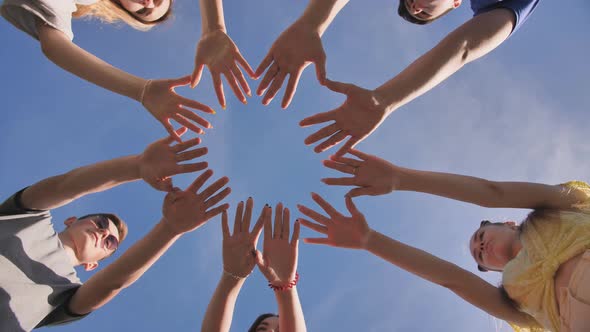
[1,0,77,41]
[473,0,540,34]
[35,287,91,328]
[561,181,590,210]
[0,187,47,216]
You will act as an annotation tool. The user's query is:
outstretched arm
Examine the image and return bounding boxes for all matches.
[256,203,306,332]
[321,149,588,210]
[297,194,537,327]
[21,129,207,210]
[201,199,267,332]
[37,23,214,140]
[301,9,517,155]
[69,170,231,315]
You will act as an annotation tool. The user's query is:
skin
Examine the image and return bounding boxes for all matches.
[118,0,172,22]
[404,0,460,21]
[469,223,522,272]
[255,316,280,332]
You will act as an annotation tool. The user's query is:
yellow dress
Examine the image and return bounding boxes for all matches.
[502,181,590,332]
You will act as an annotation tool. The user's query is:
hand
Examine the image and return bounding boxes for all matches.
[142,76,216,141]
[300,79,389,156]
[321,149,400,197]
[222,198,267,278]
[255,203,300,286]
[297,193,371,250]
[139,128,208,192]
[162,169,231,235]
[191,30,255,109]
[255,20,327,109]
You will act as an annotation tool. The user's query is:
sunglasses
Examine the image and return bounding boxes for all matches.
[92,215,119,252]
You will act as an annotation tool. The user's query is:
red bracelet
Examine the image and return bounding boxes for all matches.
[268,272,299,291]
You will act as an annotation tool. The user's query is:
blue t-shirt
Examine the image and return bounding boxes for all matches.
[471,0,540,33]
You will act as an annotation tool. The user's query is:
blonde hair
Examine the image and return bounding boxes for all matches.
[73,0,173,31]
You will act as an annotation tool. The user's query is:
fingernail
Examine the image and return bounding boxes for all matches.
[243,99,248,105]
[222,105,226,110]
[211,109,216,114]
[247,91,252,97]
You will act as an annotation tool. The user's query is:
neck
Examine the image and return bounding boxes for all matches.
[58,231,82,266]
[510,232,523,260]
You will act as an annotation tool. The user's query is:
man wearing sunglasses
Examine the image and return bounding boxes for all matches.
[0,128,231,331]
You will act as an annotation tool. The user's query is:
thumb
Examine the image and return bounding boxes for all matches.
[254,250,265,269]
[190,63,204,89]
[169,75,192,88]
[314,56,327,85]
[325,79,353,94]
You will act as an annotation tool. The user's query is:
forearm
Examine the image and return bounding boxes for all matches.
[199,0,226,34]
[374,9,514,114]
[70,220,180,313]
[397,167,567,209]
[21,155,141,210]
[37,24,146,101]
[297,0,349,36]
[200,273,245,332]
[275,288,307,332]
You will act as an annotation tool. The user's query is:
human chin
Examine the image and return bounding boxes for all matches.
[118,0,143,12]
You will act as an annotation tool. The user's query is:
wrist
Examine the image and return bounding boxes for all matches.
[158,218,183,238]
[362,229,377,251]
[294,16,323,36]
[220,270,247,286]
[372,86,397,117]
[202,25,226,36]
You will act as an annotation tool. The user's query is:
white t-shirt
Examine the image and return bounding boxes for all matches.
[1,0,98,41]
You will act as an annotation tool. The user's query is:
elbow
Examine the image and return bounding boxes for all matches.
[38,26,65,61]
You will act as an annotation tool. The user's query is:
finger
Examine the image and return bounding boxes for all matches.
[187,169,213,192]
[282,207,290,239]
[254,249,265,269]
[173,162,208,175]
[345,195,362,216]
[324,79,353,94]
[257,62,278,96]
[178,97,216,115]
[314,131,348,153]
[322,159,356,175]
[169,75,192,88]
[205,187,232,209]
[296,204,330,225]
[221,210,230,238]
[320,177,356,186]
[204,203,231,221]
[235,51,256,79]
[251,205,268,243]
[161,119,181,143]
[347,186,380,198]
[171,137,201,153]
[264,205,272,242]
[254,53,273,79]
[230,63,251,97]
[243,197,254,232]
[173,114,205,135]
[299,218,328,234]
[335,137,361,157]
[314,55,327,85]
[191,63,205,88]
[303,237,331,245]
[151,177,173,192]
[223,69,247,104]
[199,176,230,200]
[212,73,226,109]
[176,147,208,162]
[160,127,188,145]
[348,149,370,161]
[311,192,340,217]
[329,155,362,167]
[179,108,212,130]
[291,220,301,246]
[281,68,303,109]
[233,201,244,235]
[262,71,287,105]
[273,203,283,239]
[299,110,336,127]
[164,190,179,206]
[304,123,339,145]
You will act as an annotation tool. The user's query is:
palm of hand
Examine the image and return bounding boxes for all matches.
[197,31,239,70]
[260,239,298,284]
[356,157,398,195]
[163,192,207,234]
[223,233,256,277]
[140,141,177,184]
[336,88,388,141]
[325,213,370,249]
[273,24,324,70]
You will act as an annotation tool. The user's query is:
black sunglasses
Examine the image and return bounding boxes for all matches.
[92,215,119,252]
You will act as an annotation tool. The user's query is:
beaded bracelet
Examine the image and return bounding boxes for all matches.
[268,272,299,291]
[139,79,153,105]
[223,268,250,280]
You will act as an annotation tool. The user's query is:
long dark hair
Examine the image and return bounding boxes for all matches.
[247,313,278,332]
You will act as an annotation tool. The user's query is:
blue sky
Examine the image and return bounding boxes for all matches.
[1,0,589,331]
